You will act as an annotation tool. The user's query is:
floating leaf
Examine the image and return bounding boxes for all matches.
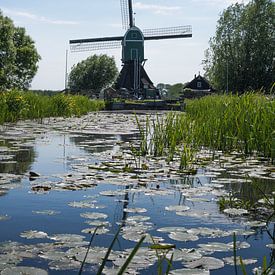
[123,208,147,213]
[169,268,210,275]
[168,232,199,242]
[223,208,248,215]
[81,227,109,234]
[20,230,48,239]
[184,256,224,270]
[165,205,190,212]
[49,234,85,243]
[198,242,232,252]
[32,210,60,215]
[0,215,10,221]
[173,248,202,262]
[1,266,48,275]
[223,256,257,265]
[80,212,108,219]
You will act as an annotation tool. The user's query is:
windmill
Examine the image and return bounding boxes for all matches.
[70,0,192,99]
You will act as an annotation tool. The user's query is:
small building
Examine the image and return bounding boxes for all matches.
[181,74,214,99]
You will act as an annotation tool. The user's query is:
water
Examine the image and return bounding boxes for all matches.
[0,112,274,274]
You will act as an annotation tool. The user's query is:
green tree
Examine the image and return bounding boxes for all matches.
[68,54,118,96]
[203,0,275,93]
[167,83,184,99]
[0,10,40,90]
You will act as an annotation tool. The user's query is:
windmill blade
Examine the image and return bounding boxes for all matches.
[70,36,123,52]
[143,25,192,41]
[120,0,130,30]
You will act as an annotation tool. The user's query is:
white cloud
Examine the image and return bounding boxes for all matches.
[133,2,182,15]
[2,8,79,25]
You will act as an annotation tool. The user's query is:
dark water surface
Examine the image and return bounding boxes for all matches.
[0,113,274,275]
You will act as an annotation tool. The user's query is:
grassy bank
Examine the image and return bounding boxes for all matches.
[137,93,275,162]
[0,90,105,124]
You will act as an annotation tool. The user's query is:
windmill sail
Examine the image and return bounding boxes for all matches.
[143,25,192,40]
[70,36,123,52]
[120,0,130,30]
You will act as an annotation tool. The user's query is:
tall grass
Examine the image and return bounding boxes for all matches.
[0,90,105,124]
[136,93,275,163]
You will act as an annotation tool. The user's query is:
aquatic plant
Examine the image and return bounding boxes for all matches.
[135,92,275,167]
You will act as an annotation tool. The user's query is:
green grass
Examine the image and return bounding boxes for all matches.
[0,90,105,123]
[136,92,275,164]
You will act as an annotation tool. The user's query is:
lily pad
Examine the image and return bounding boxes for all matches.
[20,230,48,239]
[1,266,48,275]
[184,256,224,270]
[123,208,147,213]
[223,256,257,265]
[165,205,190,212]
[169,269,210,275]
[32,210,60,215]
[168,232,199,242]
[80,212,108,219]
[223,208,248,215]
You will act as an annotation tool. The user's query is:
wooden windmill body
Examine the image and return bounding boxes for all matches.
[70,0,192,99]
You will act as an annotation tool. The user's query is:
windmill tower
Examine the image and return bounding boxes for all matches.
[70,0,192,99]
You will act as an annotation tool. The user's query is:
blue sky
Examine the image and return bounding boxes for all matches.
[1,0,249,90]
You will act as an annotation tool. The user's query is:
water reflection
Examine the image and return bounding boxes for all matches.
[0,140,35,174]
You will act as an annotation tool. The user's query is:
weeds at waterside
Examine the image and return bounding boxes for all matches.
[135,93,275,168]
[0,90,105,123]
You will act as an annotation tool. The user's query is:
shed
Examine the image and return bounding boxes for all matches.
[181,74,214,99]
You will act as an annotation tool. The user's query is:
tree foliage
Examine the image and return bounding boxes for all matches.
[0,10,40,90]
[68,54,118,96]
[203,0,275,93]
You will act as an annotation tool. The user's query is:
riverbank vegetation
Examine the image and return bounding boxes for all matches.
[136,93,275,164]
[0,90,105,124]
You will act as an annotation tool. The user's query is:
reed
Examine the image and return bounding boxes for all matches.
[0,90,105,123]
[136,93,275,166]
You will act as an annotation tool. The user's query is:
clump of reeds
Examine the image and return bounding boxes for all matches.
[0,90,105,123]
[136,92,275,164]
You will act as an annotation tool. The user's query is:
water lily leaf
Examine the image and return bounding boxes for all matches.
[71,246,108,264]
[186,198,210,202]
[169,268,210,275]
[0,253,22,269]
[223,256,257,265]
[0,215,10,221]
[127,215,150,222]
[198,242,232,252]
[20,230,48,239]
[84,220,110,227]
[165,205,190,212]
[80,212,108,219]
[39,250,66,261]
[81,227,109,234]
[223,208,248,215]
[168,232,199,242]
[68,200,105,209]
[32,210,60,215]
[157,227,187,233]
[184,256,224,270]
[176,211,210,219]
[49,234,85,243]
[243,221,266,227]
[173,248,202,262]
[123,208,147,213]
[186,227,226,238]
[1,266,48,275]
[48,258,81,270]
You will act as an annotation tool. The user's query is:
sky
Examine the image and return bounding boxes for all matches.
[0,0,249,90]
